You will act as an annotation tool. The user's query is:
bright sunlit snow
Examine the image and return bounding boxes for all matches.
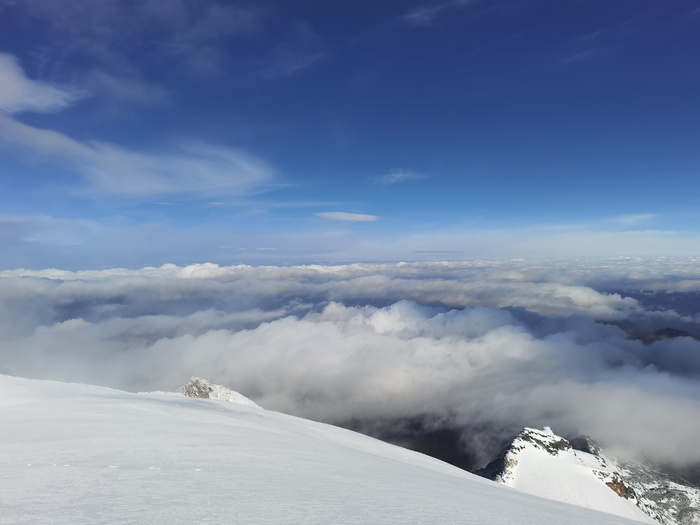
[489,428,655,523]
[0,375,646,525]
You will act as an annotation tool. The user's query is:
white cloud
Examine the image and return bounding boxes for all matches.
[370,169,423,185]
[612,213,657,226]
[401,0,474,27]
[257,51,326,80]
[0,259,679,321]
[80,69,168,105]
[8,0,319,81]
[2,261,700,468]
[562,49,600,64]
[255,20,326,80]
[0,53,275,198]
[0,114,275,198]
[401,5,449,26]
[165,2,267,75]
[316,212,379,222]
[0,53,84,114]
[1,259,700,467]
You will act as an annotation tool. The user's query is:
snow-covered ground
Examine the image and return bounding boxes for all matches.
[0,375,645,525]
[480,427,700,525]
[484,427,654,523]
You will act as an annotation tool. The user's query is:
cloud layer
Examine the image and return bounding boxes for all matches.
[2,259,700,468]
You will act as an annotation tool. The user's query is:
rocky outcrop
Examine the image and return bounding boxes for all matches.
[178,377,262,409]
[477,427,700,525]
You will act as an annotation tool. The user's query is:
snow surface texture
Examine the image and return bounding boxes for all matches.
[480,427,700,525]
[178,376,261,408]
[0,375,645,525]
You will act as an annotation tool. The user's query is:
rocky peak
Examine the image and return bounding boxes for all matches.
[515,427,573,456]
[178,377,262,409]
[477,427,700,525]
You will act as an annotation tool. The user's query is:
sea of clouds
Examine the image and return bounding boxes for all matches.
[2,258,700,467]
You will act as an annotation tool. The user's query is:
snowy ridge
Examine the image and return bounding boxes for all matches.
[0,375,645,525]
[178,376,261,409]
[612,454,700,525]
[478,427,700,525]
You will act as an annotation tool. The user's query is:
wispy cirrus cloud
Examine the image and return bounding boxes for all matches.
[0,115,275,198]
[370,168,423,185]
[9,0,266,73]
[0,53,85,114]
[316,212,379,222]
[400,0,475,27]
[79,68,169,105]
[255,19,327,80]
[8,0,322,83]
[0,53,275,198]
[612,214,657,226]
[562,49,602,64]
[164,2,267,75]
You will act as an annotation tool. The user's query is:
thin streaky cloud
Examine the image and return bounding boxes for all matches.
[370,169,423,185]
[0,115,275,198]
[79,69,169,105]
[562,49,600,64]
[316,212,379,222]
[0,53,85,114]
[0,53,275,199]
[401,5,447,26]
[414,250,462,253]
[400,0,474,27]
[256,19,326,80]
[613,214,657,226]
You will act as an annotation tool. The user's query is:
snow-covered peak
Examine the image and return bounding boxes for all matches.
[178,377,261,409]
[478,427,700,525]
[513,427,574,456]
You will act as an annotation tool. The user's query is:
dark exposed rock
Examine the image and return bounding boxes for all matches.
[627,327,700,345]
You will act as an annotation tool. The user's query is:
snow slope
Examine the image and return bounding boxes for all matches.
[0,376,646,525]
[479,427,700,525]
[480,427,654,522]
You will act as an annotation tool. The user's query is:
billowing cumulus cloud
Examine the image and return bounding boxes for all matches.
[1,259,700,468]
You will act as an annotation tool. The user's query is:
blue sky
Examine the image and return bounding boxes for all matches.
[1,0,699,268]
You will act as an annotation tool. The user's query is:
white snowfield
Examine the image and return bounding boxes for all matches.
[489,427,700,525]
[492,427,655,523]
[0,376,645,525]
